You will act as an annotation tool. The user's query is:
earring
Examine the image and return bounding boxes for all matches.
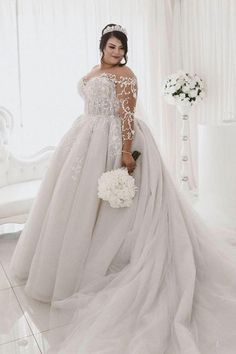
[120,56,126,65]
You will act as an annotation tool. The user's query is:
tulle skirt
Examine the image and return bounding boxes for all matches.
[11,113,236,353]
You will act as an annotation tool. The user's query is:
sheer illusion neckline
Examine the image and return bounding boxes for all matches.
[82,71,137,87]
[82,72,117,86]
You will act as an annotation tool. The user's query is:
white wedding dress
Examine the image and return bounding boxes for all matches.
[11,70,236,354]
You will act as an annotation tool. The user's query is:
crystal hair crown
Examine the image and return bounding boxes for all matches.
[103,25,127,36]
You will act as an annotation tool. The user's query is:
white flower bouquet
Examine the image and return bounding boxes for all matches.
[98,151,141,208]
[162,70,205,107]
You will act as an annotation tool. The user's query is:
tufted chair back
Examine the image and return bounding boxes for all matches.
[0,107,55,187]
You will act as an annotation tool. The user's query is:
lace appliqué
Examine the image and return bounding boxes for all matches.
[102,74,137,142]
[57,117,87,182]
[58,117,85,158]
[108,117,123,158]
[71,155,84,181]
[79,72,137,142]
[80,75,120,117]
[77,72,137,156]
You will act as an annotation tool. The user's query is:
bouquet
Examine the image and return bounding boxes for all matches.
[98,151,141,208]
[162,70,205,107]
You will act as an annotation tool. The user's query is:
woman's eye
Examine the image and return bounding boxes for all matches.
[109,46,124,50]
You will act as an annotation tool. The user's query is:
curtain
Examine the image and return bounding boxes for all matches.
[179,0,236,125]
[3,0,234,188]
[171,0,236,190]
[0,1,18,128]
[0,0,172,159]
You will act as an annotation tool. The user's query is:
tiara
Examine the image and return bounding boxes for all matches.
[103,25,127,36]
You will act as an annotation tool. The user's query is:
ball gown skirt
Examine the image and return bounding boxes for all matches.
[10,73,236,353]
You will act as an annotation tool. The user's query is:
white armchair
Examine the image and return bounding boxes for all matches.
[0,107,55,225]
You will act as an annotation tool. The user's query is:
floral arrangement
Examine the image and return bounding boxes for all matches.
[98,167,138,208]
[162,70,205,107]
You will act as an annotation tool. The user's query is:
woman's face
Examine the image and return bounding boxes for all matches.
[102,36,125,66]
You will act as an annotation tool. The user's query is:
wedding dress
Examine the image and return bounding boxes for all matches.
[10,70,236,354]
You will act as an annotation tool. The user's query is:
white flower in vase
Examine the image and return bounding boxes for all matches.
[162,71,206,109]
[189,89,198,98]
[162,71,206,192]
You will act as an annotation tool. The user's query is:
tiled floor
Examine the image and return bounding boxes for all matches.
[0,202,235,354]
[0,232,70,354]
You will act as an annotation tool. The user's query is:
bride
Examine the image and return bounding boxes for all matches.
[11,23,236,353]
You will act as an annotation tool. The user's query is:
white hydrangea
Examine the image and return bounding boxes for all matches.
[182,85,190,93]
[98,167,138,208]
[189,89,198,97]
[162,70,206,107]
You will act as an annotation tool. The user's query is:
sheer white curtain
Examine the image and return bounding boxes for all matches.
[5,0,100,154]
[0,1,19,127]
[171,0,236,189]
[180,0,236,125]
[0,0,173,159]
[2,1,235,186]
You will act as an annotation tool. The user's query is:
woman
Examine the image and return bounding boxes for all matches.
[11,24,236,353]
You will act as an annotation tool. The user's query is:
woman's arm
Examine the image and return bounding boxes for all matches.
[115,69,138,173]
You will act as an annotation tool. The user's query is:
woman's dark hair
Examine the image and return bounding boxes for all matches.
[99,23,128,67]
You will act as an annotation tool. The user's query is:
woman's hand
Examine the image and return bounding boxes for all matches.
[121,152,136,174]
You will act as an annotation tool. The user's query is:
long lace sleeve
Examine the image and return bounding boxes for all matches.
[115,75,138,143]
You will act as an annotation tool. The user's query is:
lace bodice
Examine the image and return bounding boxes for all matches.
[78,72,138,142]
